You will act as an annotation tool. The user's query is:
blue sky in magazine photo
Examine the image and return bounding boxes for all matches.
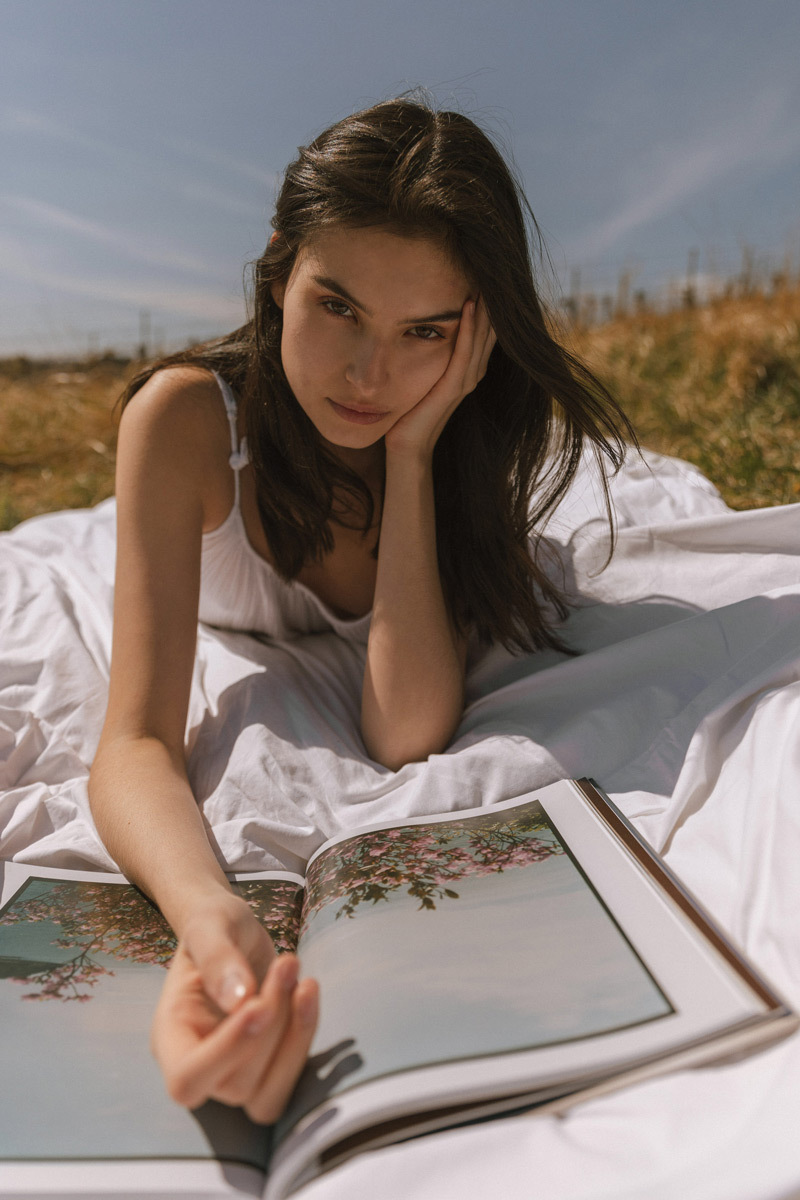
[0,877,263,1161]
[1,0,799,355]
[297,836,671,1098]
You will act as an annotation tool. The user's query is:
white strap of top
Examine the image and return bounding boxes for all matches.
[212,371,249,508]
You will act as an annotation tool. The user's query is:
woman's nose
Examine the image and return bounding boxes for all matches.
[345,337,389,397]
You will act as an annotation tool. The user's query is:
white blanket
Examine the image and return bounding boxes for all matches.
[2,448,799,1200]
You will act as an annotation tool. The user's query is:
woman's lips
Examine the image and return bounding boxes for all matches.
[327,399,389,425]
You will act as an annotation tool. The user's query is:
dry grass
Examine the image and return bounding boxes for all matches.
[570,284,800,509]
[1,284,799,530]
[0,358,123,529]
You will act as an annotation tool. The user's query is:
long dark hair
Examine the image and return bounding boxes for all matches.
[122,96,635,651]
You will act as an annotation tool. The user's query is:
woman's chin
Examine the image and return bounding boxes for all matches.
[319,430,387,470]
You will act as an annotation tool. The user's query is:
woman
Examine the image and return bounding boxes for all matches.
[88,96,633,1123]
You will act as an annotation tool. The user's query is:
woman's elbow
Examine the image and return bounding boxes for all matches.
[362,719,459,772]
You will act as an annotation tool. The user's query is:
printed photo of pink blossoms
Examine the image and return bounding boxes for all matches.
[293,799,672,1100]
[303,801,563,932]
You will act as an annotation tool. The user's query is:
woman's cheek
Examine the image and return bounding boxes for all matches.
[282,312,334,392]
[409,345,453,400]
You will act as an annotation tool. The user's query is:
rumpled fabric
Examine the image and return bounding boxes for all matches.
[2,446,799,1200]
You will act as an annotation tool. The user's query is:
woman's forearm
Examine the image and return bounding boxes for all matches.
[89,734,233,937]
[361,454,465,769]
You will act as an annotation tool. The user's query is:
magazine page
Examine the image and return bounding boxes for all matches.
[0,862,303,1198]
[265,778,785,1199]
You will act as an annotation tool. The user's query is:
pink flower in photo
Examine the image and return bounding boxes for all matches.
[299,801,563,933]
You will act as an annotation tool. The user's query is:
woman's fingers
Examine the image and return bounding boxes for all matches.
[464,296,496,385]
[182,894,276,1013]
[203,954,300,1107]
[384,294,496,459]
[239,977,320,1125]
[447,298,479,385]
[151,946,225,1088]
[184,926,254,1013]
[445,296,496,397]
[158,953,303,1111]
[152,898,319,1125]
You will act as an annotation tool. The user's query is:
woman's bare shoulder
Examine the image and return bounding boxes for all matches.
[117,366,234,525]
[122,366,227,435]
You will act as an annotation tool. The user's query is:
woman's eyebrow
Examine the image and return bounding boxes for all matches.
[403,308,463,325]
[313,275,367,312]
[312,274,463,325]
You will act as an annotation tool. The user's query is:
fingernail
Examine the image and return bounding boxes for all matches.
[218,970,248,1011]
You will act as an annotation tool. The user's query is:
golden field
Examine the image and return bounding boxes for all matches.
[1,284,799,531]
[570,282,800,510]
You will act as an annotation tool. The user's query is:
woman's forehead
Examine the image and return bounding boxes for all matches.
[293,226,471,305]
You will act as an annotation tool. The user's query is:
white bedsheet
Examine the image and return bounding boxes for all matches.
[1,448,799,1200]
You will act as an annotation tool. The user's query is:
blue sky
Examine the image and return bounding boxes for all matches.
[2,0,799,356]
[298,853,669,1101]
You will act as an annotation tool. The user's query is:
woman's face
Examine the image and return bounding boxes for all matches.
[271,226,473,466]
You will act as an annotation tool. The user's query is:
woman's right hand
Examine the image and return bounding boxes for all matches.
[180,889,277,1014]
[151,892,319,1124]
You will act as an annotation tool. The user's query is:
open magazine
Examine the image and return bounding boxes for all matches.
[0,778,795,1199]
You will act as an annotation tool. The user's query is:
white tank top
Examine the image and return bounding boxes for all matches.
[197,374,372,644]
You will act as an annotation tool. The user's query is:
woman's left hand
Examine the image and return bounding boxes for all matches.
[384,296,496,462]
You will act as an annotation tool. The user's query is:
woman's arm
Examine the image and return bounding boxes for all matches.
[361,455,467,769]
[361,299,496,769]
[89,369,317,1120]
[91,369,240,965]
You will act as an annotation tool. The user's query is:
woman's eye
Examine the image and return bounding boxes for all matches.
[323,299,353,319]
[410,325,443,341]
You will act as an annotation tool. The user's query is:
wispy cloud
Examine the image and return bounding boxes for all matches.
[566,83,800,263]
[156,132,280,190]
[0,233,244,323]
[0,193,229,278]
[1,108,269,221]
[171,180,268,222]
[0,107,110,153]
